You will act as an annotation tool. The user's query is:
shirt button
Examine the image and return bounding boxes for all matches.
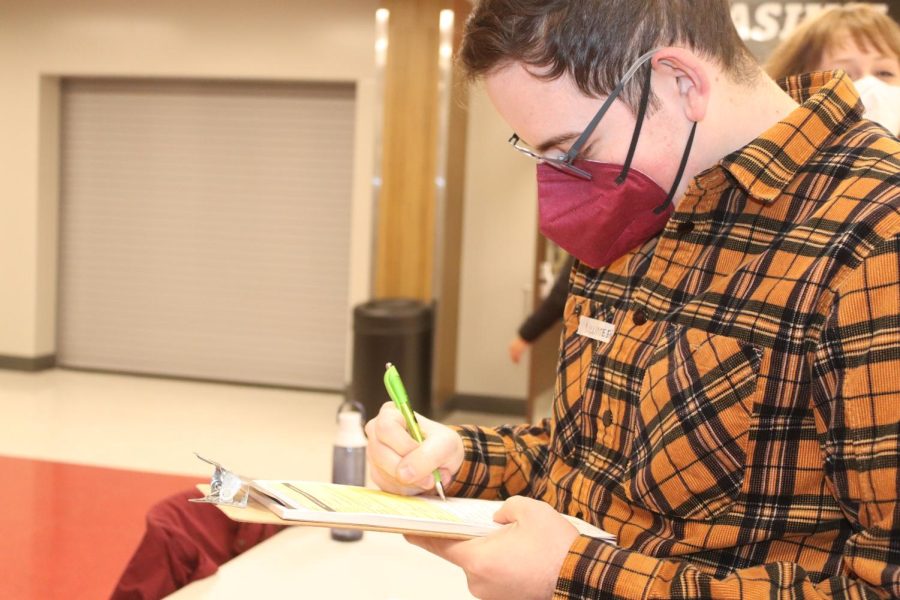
[632,309,647,326]
[676,221,695,234]
[601,410,613,427]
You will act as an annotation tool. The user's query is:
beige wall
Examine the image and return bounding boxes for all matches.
[0,0,378,360]
[0,0,539,400]
[455,84,538,400]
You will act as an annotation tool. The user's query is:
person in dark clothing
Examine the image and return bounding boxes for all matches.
[508,255,574,363]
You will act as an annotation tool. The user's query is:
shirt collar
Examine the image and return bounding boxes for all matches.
[719,70,865,204]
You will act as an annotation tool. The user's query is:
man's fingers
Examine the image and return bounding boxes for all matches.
[365,403,463,490]
[396,434,453,484]
[365,430,404,474]
[367,442,438,493]
[369,460,428,496]
[367,422,444,486]
[415,474,436,490]
[493,495,534,524]
[367,403,419,455]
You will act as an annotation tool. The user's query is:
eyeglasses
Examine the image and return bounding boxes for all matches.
[508,133,592,179]
[507,48,660,181]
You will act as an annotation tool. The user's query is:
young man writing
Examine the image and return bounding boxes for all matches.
[365,1,900,598]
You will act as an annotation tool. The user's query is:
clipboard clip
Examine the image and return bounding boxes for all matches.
[190,452,250,508]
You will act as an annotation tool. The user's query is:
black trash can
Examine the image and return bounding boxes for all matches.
[352,298,434,422]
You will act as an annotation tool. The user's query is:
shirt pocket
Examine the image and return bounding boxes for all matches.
[622,323,763,520]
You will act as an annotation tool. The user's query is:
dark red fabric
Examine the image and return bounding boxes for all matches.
[110,489,285,600]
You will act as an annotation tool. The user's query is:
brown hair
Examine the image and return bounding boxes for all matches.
[458,0,758,113]
[766,4,900,81]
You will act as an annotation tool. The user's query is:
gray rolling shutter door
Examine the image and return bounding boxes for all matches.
[58,79,355,389]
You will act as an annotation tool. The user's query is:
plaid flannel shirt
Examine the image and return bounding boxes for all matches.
[446,71,900,599]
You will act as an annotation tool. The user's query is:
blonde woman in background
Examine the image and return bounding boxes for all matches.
[767,3,900,135]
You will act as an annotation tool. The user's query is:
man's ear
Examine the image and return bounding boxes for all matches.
[651,47,710,122]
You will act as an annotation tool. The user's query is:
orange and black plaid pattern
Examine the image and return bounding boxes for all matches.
[446,71,900,599]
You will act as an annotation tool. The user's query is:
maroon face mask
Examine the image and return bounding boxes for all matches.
[537,160,675,268]
[526,50,697,269]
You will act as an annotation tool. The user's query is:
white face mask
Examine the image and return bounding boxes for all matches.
[854,76,900,136]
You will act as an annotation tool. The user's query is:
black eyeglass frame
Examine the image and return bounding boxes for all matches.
[508,48,661,180]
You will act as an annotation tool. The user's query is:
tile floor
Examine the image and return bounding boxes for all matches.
[0,368,524,599]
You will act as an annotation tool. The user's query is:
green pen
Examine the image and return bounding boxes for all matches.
[383,362,447,501]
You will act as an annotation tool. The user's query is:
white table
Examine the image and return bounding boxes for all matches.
[167,525,476,599]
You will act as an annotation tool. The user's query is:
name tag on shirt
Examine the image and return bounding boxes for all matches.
[577,316,615,343]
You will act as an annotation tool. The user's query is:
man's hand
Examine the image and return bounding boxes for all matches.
[407,496,580,600]
[365,402,465,496]
[508,335,531,364]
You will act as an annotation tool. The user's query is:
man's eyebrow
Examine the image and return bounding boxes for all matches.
[534,132,581,154]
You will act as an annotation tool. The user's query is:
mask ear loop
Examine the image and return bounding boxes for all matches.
[652,120,697,214]
[563,48,660,167]
[615,64,653,185]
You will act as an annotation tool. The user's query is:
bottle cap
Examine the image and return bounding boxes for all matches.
[336,411,367,448]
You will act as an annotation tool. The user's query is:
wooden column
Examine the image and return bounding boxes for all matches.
[375,0,442,300]
[432,0,471,413]
[374,0,470,412]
